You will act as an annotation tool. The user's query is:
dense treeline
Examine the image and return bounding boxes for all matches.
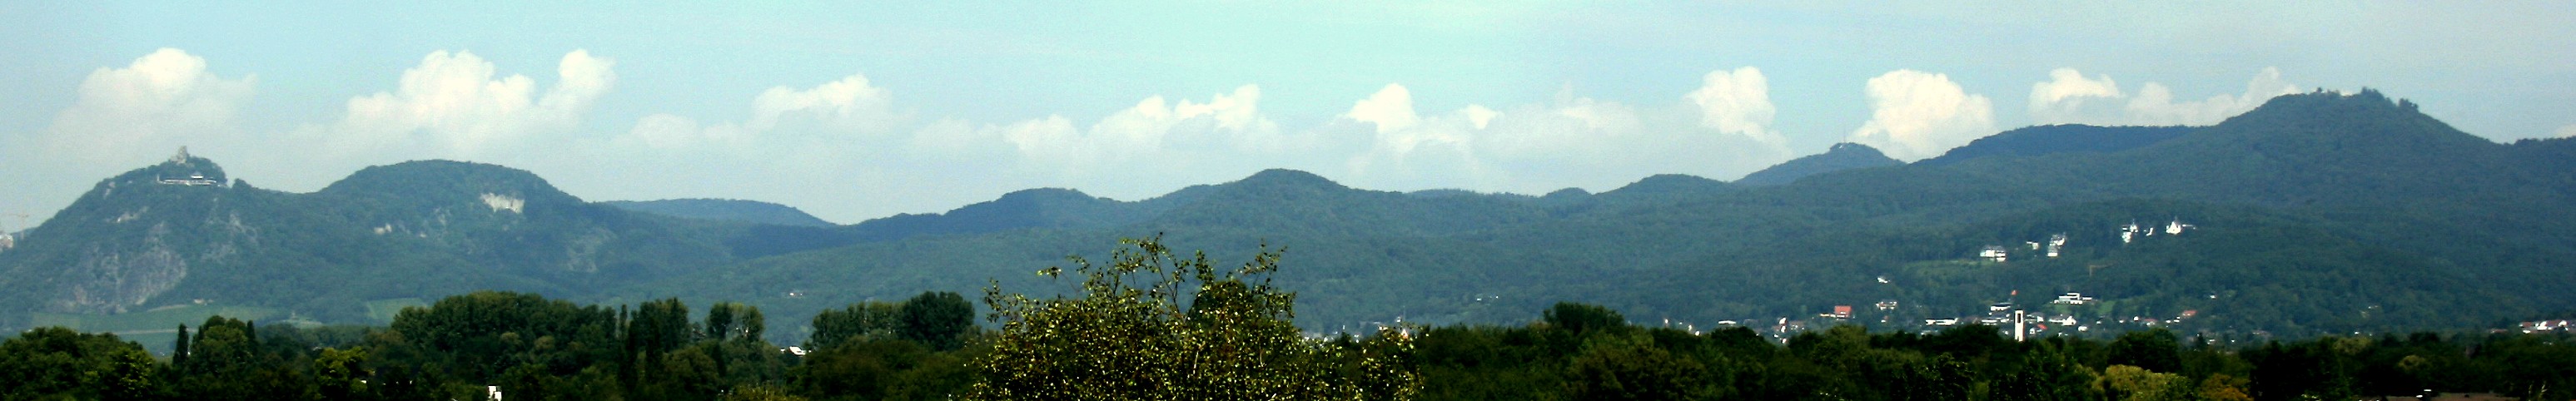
[0,290,984,401]
[7,295,2573,400]
[1414,302,2576,400]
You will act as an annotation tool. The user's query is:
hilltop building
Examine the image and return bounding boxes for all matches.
[158,173,219,186]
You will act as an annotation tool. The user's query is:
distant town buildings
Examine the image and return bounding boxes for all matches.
[1980,233,2069,262]
[1980,245,2009,262]
[2165,220,2195,235]
[2051,292,2095,305]
[2121,219,2194,244]
[2519,319,2573,333]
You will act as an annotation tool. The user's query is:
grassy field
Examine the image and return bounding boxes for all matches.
[31,304,281,334]
[364,298,429,323]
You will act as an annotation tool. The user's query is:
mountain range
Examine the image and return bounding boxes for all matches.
[2,89,2569,341]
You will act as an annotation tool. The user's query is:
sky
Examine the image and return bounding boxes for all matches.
[3,2,2573,226]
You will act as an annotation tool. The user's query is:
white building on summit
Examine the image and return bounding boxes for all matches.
[158,173,219,186]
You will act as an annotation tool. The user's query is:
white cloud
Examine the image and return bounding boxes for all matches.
[1684,67,1785,145]
[325,50,616,156]
[2027,68,2122,124]
[621,73,906,151]
[2026,67,2300,126]
[1848,70,1997,161]
[747,74,904,136]
[1338,71,1799,192]
[2557,124,2576,138]
[2125,67,2298,126]
[33,48,256,164]
[1346,83,1423,134]
[591,81,1305,219]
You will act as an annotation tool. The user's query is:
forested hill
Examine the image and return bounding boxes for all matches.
[1735,142,1901,186]
[3,89,2569,342]
[642,90,2576,339]
[0,159,736,329]
[602,199,835,227]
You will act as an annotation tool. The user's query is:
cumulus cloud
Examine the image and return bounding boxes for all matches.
[624,73,906,151]
[1337,69,1799,193]
[33,48,256,164]
[2126,67,2298,125]
[324,50,615,156]
[2026,67,2300,126]
[1347,83,1424,134]
[592,80,1310,220]
[1023,85,1276,163]
[2027,68,2122,123]
[1343,84,1486,186]
[1684,67,1786,146]
[1848,70,1997,161]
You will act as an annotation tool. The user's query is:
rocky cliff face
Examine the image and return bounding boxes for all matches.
[51,223,191,314]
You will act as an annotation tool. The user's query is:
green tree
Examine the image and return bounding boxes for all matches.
[898,291,975,351]
[172,324,191,373]
[809,302,900,350]
[1563,333,1715,401]
[2106,329,2182,374]
[968,235,1419,400]
[316,346,371,399]
[2098,364,2192,401]
[1543,302,1625,336]
[0,328,161,400]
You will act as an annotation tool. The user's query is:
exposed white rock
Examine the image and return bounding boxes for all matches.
[480,193,525,214]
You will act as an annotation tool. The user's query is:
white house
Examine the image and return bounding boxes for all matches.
[2051,292,2095,305]
[1980,245,2009,262]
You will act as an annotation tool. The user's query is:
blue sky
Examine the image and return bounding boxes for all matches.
[4,2,2572,225]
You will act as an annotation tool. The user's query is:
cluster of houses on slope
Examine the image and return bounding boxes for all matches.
[1981,233,2070,262]
[2120,219,2195,244]
[1975,218,2196,262]
[2515,319,2574,334]
[1765,290,2215,343]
